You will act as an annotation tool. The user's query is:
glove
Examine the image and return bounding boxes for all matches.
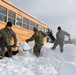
[68,34,70,38]
[12,44,16,47]
[26,39,28,43]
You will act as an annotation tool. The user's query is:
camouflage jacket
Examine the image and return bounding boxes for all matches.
[0,27,17,46]
[27,31,46,45]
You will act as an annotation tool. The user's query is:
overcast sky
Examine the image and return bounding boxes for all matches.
[8,0,76,38]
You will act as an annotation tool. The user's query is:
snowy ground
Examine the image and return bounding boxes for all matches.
[0,41,76,75]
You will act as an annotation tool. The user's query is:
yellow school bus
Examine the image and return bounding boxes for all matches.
[0,0,49,53]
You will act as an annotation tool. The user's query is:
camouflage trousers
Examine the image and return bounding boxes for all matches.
[0,46,12,57]
[33,44,43,57]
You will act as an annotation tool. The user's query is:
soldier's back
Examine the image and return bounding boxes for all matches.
[35,31,46,45]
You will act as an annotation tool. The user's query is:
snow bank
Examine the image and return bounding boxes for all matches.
[0,42,76,75]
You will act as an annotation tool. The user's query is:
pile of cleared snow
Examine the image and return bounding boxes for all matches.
[42,43,76,75]
[0,42,76,75]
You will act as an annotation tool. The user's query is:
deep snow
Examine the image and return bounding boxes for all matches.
[0,41,76,75]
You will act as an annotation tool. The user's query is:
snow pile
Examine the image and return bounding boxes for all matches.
[19,42,31,51]
[0,42,76,75]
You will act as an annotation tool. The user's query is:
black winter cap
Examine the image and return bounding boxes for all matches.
[6,22,12,27]
[33,27,38,32]
[57,26,61,30]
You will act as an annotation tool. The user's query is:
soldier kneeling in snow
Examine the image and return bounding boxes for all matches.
[0,22,17,59]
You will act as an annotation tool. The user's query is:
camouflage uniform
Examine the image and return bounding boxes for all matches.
[52,29,70,52]
[26,30,46,57]
[0,27,17,57]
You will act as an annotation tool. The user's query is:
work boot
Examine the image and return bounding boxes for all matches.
[0,56,3,59]
[35,53,40,57]
[60,49,63,53]
[51,47,55,50]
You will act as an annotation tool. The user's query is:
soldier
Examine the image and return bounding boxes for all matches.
[26,27,46,57]
[51,26,70,53]
[47,28,55,43]
[0,22,17,59]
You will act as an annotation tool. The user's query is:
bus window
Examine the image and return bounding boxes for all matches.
[44,28,46,32]
[0,6,7,22]
[23,18,29,29]
[35,23,38,29]
[16,14,22,26]
[30,21,35,30]
[45,28,48,33]
[38,25,42,31]
[8,10,15,25]
[42,27,45,32]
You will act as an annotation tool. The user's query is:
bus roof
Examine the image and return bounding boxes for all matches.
[2,0,49,28]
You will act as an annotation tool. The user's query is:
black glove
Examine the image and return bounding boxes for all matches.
[26,39,28,43]
[12,44,16,47]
